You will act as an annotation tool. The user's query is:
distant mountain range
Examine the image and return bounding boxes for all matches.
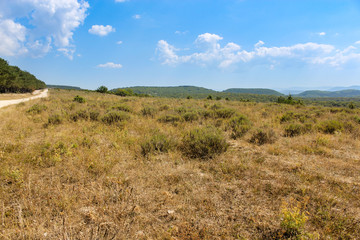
[47,84,82,90]
[47,84,360,98]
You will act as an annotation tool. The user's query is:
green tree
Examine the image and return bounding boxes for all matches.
[96,86,108,93]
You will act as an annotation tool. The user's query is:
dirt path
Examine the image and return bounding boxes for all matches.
[0,89,49,109]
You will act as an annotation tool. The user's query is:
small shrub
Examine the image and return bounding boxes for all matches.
[354,116,360,124]
[73,95,86,103]
[70,110,89,122]
[112,104,132,112]
[216,96,221,100]
[207,95,213,100]
[249,128,276,145]
[89,111,100,121]
[318,120,343,134]
[210,104,222,110]
[280,198,309,238]
[27,104,47,114]
[228,114,251,139]
[181,126,228,159]
[182,112,199,122]
[214,108,235,119]
[140,133,173,156]
[47,114,62,125]
[280,111,295,123]
[96,86,108,93]
[159,104,170,111]
[141,106,157,117]
[102,111,130,125]
[284,123,304,137]
[158,114,182,123]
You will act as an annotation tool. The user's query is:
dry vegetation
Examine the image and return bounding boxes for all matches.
[0,93,33,100]
[0,89,360,239]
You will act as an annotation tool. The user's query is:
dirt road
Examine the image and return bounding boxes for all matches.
[0,89,49,109]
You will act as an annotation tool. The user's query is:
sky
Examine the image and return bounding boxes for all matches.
[1,0,360,91]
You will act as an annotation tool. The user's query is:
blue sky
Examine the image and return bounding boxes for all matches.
[1,0,360,90]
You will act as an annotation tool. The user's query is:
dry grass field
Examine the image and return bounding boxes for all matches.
[0,93,33,100]
[0,89,359,239]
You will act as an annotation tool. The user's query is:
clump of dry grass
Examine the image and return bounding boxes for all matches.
[0,89,359,239]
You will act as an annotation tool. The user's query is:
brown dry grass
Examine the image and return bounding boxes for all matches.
[0,89,359,239]
[0,93,33,100]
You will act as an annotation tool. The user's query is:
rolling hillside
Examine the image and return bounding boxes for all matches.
[297,89,360,98]
[223,88,283,96]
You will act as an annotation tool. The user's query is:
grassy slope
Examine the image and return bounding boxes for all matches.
[0,89,360,239]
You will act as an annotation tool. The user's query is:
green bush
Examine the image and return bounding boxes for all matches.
[214,108,236,119]
[89,111,100,121]
[228,114,251,139]
[249,128,276,145]
[181,126,228,159]
[284,123,304,137]
[318,120,343,134]
[112,104,132,112]
[70,110,89,122]
[96,86,108,93]
[47,114,62,125]
[73,95,86,103]
[354,116,360,124]
[140,133,173,156]
[141,106,157,117]
[158,114,182,123]
[27,104,47,114]
[182,112,199,122]
[102,111,130,125]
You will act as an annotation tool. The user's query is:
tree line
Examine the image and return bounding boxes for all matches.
[0,58,46,93]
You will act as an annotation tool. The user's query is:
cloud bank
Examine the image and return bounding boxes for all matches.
[157,33,360,69]
[0,0,89,59]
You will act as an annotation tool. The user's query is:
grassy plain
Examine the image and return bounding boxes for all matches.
[0,89,359,239]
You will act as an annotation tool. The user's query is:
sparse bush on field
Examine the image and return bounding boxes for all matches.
[112,104,132,112]
[96,86,108,93]
[89,111,100,121]
[318,120,343,134]
[216,96,222,100]
[27,104,47,114]
[176,106,187,113]
[140,133,174,156]
[73,95,86,103]
[214,108,236,119]
[141,106,157,117]
[210,103,222,110]
[101,111,130,125]
[280,198,311,239]
[158,114,182,123]
[182,112,199,122]
[354,116,360,124]
[284,123,304,137]
[249,128,276,145]
[159,104,170,111]
[181,126,228,159]
[228,114,251,139]
[70,110,89,122]
[47,114,62,125]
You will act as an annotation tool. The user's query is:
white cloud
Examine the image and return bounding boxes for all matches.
[97,62,123,69]
[89,25,115,36]
[355,41,360,45]
[319,32,326,36]
[0,0,89,58]
[117,41,123,44]
[157,33,360,69]
[115,0,128,2]
[133,14,141,19]
[0,19,28,56]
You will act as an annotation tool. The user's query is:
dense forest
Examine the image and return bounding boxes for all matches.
[223,88,283,96]
[0,58,46,93]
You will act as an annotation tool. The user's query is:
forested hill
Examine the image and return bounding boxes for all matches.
[223,88,283,96]
[296,89,360,98]
[0,58,46,93]
[124,86,216,98]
